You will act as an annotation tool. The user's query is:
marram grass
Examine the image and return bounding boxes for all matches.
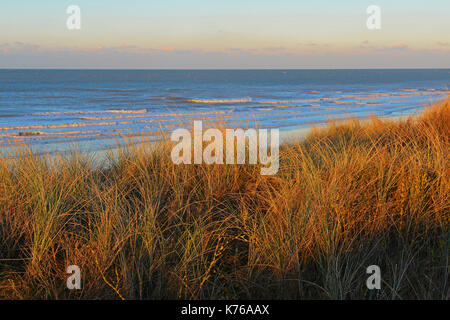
[0,98,448,299]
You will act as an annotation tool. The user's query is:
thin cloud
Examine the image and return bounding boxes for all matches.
[1,42,449,69]
[380,44,409,50]
[0,42,41,54]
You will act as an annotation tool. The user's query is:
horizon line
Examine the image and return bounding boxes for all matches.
[1,67,450,71]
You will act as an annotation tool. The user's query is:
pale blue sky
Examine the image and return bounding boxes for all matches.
[0,0,449,68]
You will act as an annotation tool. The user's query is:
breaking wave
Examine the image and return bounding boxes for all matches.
[187,97,252,104]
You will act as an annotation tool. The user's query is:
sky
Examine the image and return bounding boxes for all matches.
[0,0,449,69]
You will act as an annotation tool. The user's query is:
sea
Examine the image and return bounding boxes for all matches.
[0,69,448,155]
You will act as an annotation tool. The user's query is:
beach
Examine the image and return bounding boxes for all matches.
[0,96,448,299]
[1,69,448,155]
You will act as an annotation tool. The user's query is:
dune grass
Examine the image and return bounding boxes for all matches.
[0,98,448,300]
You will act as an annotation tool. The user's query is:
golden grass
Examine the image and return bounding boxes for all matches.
[0,98,448,299]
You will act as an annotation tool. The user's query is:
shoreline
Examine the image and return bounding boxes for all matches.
[279,113,413,143]
[0,111,429,163]
[0,79,448,155]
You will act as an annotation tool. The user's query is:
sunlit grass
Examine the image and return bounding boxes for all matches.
[0,97,448,299]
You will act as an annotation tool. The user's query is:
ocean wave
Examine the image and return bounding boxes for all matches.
[187,97,252,104]
[106,109,147,114]
[75,88,143,93]
[31,109,148,116]
[78,109,233,121]
[257,99,320,104]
